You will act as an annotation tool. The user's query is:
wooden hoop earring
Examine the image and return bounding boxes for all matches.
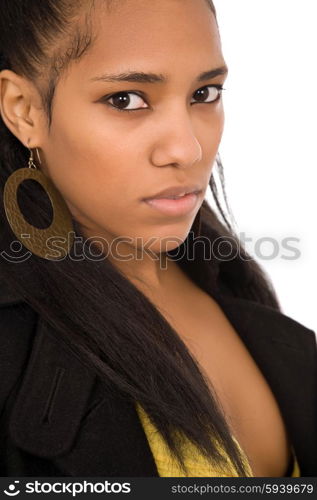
[3,148,75,260]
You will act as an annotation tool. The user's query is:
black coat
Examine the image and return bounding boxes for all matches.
[0,278,316,477]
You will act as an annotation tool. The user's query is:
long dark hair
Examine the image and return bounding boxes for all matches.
[0,0,281,476]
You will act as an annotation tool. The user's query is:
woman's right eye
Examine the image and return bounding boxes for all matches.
[105,92,148,113]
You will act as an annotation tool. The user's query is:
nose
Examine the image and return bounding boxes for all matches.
[150,109,203,169]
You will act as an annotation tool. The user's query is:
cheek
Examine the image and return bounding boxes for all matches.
[211,102,225,139]
[201,108,224,158]
[43,114,139,231]
[199,101,224,142]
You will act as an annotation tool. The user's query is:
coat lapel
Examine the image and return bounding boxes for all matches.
[7,313,159,476]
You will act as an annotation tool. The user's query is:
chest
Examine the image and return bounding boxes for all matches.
[155,288,293,476]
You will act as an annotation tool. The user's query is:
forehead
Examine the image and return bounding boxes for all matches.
[71,0,223,81]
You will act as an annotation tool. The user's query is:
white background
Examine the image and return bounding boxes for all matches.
[208,0,316,333]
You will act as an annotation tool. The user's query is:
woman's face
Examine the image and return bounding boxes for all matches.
[40,0,228,254]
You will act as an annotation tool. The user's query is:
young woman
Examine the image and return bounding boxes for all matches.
[0,0,316,478]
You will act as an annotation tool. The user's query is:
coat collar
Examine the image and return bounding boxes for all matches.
[3,276,317,476]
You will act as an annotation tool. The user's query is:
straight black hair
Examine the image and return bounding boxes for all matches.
[0,0,281,476]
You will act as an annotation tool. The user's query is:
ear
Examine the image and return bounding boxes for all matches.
[0,69,45,149]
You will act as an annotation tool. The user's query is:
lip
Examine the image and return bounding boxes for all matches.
[143,191,201,217]
[143,183,202,201]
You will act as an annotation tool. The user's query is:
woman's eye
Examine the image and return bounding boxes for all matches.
[191,85,224,104]
[104,85,224,113]
[106,92,147,112]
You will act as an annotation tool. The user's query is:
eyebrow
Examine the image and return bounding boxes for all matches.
[90,65,228,84]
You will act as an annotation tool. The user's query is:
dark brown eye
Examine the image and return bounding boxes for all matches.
[108,92,147,111]
[192,85,223,104]
[111,93,130,109]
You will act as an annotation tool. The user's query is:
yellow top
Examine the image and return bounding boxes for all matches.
[136,403,301,477]
[289,451,301,477]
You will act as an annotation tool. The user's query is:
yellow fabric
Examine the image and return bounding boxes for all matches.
[136,403,301,477]
[136,403,252,477]
[290,450,301,477]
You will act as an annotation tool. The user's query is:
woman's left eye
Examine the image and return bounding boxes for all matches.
[103,85,225,113]
[191,85,224,104]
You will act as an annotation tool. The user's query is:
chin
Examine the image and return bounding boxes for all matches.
[137,226,192,255]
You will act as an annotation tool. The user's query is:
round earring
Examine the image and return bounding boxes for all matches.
[3,147,75,260]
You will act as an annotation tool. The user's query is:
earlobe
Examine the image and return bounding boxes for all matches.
[0,69,38,147]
